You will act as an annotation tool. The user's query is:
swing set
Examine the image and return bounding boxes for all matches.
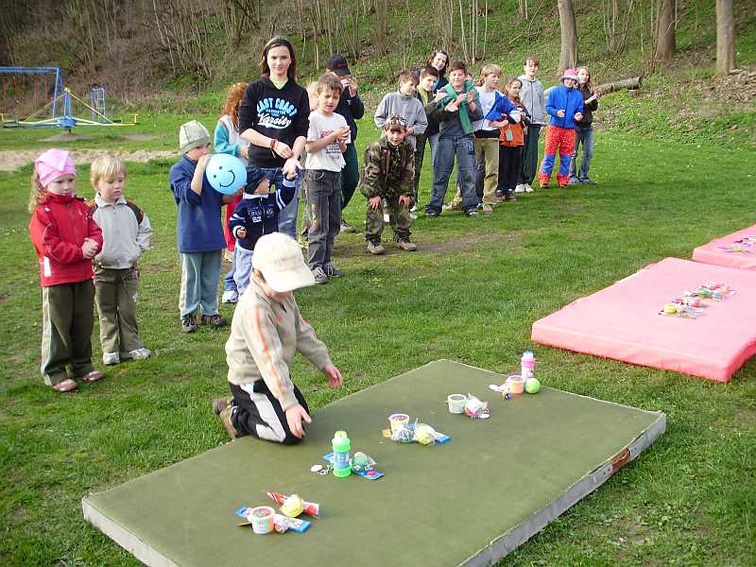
[0,66,137,131]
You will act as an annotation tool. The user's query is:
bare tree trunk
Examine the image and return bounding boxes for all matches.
[558,0,578,72]
[716,0,736,73]
[655,0,675,61]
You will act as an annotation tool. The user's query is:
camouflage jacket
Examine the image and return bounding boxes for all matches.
[358,136,415,199]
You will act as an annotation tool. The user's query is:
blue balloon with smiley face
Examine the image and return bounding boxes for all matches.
[206,154,247,194]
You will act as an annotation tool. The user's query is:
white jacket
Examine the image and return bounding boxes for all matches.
[91,193,152,269]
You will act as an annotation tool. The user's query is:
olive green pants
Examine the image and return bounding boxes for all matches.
[94,266,143,356]
[40,280,95,385]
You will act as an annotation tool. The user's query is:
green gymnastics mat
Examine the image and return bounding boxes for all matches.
[83,360,665,566]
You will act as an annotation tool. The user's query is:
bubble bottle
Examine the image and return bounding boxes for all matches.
[331,430,352,478]
[521,350,536,381]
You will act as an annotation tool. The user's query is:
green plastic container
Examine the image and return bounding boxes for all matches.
[331,431,351,478]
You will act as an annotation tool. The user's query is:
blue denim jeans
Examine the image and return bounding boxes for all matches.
[427,135,477,214]
[179,250,222,318]
[223,249,236,292]
[259,167,300,239]
[569,125,594,181]
[233,246,254,296]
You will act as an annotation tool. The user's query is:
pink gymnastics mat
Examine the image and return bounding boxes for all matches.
[531,257,756,382]
[692,225,756,270]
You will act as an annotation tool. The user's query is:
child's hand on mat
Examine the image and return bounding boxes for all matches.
[574,112,584,121]
[556,109,566,118]
[368,196,382,210]
[323,364,343,389]
[398,195,412,208]
[285,404,312,439]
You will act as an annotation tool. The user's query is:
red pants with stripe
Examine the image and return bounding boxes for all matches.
[538,125,577,187]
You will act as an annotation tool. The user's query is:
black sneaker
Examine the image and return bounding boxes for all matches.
[425,209,440,217]
[465,209,479,217]
[201,314,227,328]
[325,263,344,277]
[181,313,197,333]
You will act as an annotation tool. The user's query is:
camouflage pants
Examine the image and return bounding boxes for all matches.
[365,195,411,242]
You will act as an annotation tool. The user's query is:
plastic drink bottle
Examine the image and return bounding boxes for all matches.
[331,430,352,478]
[521,350,536,381]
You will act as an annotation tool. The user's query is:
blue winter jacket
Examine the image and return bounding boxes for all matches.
[545,85,585,129]
[228,178,296,251]
[484,92,522,123]
[168,155,226,254]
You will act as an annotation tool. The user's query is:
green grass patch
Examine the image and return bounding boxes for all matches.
[0,130,754,566]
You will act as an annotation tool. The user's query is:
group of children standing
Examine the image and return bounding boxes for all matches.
[371,53,602,220]
[27,41,602,456]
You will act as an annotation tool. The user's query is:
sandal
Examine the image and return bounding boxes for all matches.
[81,370,104,383]
[52,378,78,392]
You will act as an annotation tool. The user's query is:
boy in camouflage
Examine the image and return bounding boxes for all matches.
[359,115,417,255]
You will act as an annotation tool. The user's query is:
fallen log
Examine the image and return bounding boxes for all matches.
[593,76,642,94]
[544,76,642,96]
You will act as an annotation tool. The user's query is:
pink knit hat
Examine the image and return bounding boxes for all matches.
[561,68,579,82]
[35,149,76,188]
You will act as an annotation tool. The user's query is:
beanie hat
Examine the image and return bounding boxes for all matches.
[384,113,408,130]
[178,120,211,154]
[254,232,315,292]
[561,68,579,82]
[35,149,76,188]
[244,165,267,194]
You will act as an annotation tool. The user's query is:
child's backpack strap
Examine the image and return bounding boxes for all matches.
[125,200,145,224]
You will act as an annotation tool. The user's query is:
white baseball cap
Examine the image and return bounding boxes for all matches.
[253,232,315,292]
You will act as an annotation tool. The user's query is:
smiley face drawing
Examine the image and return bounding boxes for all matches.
[206,154,247,194]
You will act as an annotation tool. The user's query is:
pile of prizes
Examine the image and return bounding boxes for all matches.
[236,491,319,535]
[660,281,736,319]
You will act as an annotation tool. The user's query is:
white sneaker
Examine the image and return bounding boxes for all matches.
[525,184,534,193]
[103,352,120,366]
[409,213,418,220]
[514,184,525,193]
[222,290,238,304]
[128,347,151,360]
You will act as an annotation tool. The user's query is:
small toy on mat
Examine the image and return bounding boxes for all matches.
[659,303,701,319]
[265,491,320,517]
[464,394,490,418]
[718,235,756,253]
[322,451,385,479]
[382,418,451,445]
[235,505,312,534]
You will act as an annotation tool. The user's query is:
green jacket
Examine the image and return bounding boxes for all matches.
[358,137,415,199]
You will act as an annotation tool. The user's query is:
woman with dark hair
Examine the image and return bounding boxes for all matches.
[239,37,310,239]
[425,49,450,92]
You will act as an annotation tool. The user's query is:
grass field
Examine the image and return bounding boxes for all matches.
[0,120,754,566]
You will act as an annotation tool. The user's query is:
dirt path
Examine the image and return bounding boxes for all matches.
[0,149,177,172]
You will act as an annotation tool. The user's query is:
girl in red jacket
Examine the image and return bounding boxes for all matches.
[29,149,104,392]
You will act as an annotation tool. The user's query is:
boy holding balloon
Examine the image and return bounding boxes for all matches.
[228,165,296,295]
[169,120,240,333]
